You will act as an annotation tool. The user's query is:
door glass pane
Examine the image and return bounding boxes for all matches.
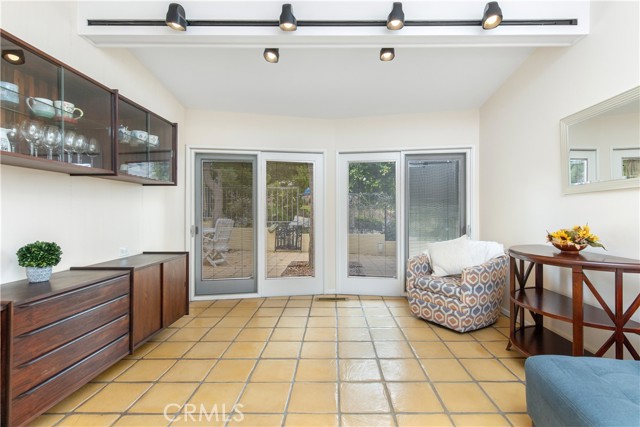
[201,160,254,281]
[407,155,465,257]
[266,161,315,278]
[348,161,397,278]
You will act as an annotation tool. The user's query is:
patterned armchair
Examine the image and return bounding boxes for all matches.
[406,253,509,332]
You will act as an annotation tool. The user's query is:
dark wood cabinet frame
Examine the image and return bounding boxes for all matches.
[0,30,178,186]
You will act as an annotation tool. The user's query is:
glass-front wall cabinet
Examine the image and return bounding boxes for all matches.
[0,32,114,174]
[117,96,176,184]
[0,31,177,185]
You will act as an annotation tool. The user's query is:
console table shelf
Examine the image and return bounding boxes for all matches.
[508,245,640,360]
[510,326,594,357]
[514,288,640,332]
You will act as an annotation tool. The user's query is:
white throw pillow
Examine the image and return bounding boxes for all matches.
[425,236,505,277]
[425,236,472,277]
[467,240,505,265]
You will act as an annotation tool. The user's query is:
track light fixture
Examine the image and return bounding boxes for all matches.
[1,49,25,65]
[263,48,280,63]
[380,48,395,62]
[482,1,503,30]
[166,3,187,31]
[279,4,297,31]
[91,1,575,31]
[387,2,405,30]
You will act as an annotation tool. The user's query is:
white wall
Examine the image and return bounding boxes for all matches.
[185,109,480,293]
[0,1,186,282]
[0,0,479,286]
[480,1,640,355]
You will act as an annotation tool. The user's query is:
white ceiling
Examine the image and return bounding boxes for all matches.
[130,45,533,118]
[79,1,589,118]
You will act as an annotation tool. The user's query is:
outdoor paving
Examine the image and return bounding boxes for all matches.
[202,251,396,280]
[202,250,309,280]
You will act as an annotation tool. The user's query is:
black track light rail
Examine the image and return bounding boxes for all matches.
[88,18,578,27]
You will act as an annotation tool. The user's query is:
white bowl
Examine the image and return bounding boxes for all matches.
[148,134,159,147]
[0,81,19,104]
[131,130,148,142]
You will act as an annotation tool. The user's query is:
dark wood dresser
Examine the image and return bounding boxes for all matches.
[73,252,189,351]
[0,270,131,426]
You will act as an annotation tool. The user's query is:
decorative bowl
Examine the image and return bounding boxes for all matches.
[552,242,587,252]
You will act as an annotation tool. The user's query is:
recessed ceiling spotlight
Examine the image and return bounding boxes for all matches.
[387,2,405,30]
[1,49,25,65]
[166,3,187,31]
[482,1,503,30]
[380,48,395,61]
[264,48,280,63]
[279,4,297,31]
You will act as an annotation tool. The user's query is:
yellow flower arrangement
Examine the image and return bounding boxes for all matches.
[547,224,605,250]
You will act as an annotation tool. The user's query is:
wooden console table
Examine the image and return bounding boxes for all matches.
[508,245,640,360]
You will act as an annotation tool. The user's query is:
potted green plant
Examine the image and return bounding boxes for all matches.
[16,241,63,283]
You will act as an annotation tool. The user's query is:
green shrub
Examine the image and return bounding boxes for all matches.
[16,241,62,267]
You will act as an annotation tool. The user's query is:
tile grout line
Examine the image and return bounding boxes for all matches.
[44,296,529,427]
[219,297,276,427]
[388,296,453,427]
[365,297,400,427]
[286,296,337,426]
[162,298,234,426]
[119,298,227,426]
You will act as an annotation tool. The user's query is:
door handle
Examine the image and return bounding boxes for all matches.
[190,225,199,237]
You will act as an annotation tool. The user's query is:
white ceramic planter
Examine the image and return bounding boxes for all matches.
[26,266,52,283]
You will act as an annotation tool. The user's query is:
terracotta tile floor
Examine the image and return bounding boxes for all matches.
[33,296,530,427]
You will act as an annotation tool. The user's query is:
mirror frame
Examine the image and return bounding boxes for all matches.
[560,86,640,194]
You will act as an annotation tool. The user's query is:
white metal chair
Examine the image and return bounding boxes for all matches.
[203,218,234,267]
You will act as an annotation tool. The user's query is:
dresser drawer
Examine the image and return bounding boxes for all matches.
[10,334,129,427]
[11,314,129,397]
[12,295,129,367]
[12,276,129,336]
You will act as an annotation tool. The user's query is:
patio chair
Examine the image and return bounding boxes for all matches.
[204,218,234,267]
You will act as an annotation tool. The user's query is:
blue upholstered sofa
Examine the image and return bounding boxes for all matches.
[525,355,640,427]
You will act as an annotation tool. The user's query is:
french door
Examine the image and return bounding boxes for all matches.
[194,153,257,296]
[193,151,323,298]
[260,152,324,297]
[338,151,469,296]
[337,152,403,296]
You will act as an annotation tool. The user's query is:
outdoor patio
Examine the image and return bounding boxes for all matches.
[201,250,311,280]
[201,250,397,280]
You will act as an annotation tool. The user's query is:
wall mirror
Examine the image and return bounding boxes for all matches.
[560,86,640,194]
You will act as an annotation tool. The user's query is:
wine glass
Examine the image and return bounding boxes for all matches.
[42,125,62,160]
[62,130,76,163]
[85,138,101,167]
[20,120,44,157]
[5,123,19,153]
[72,134,87,164]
